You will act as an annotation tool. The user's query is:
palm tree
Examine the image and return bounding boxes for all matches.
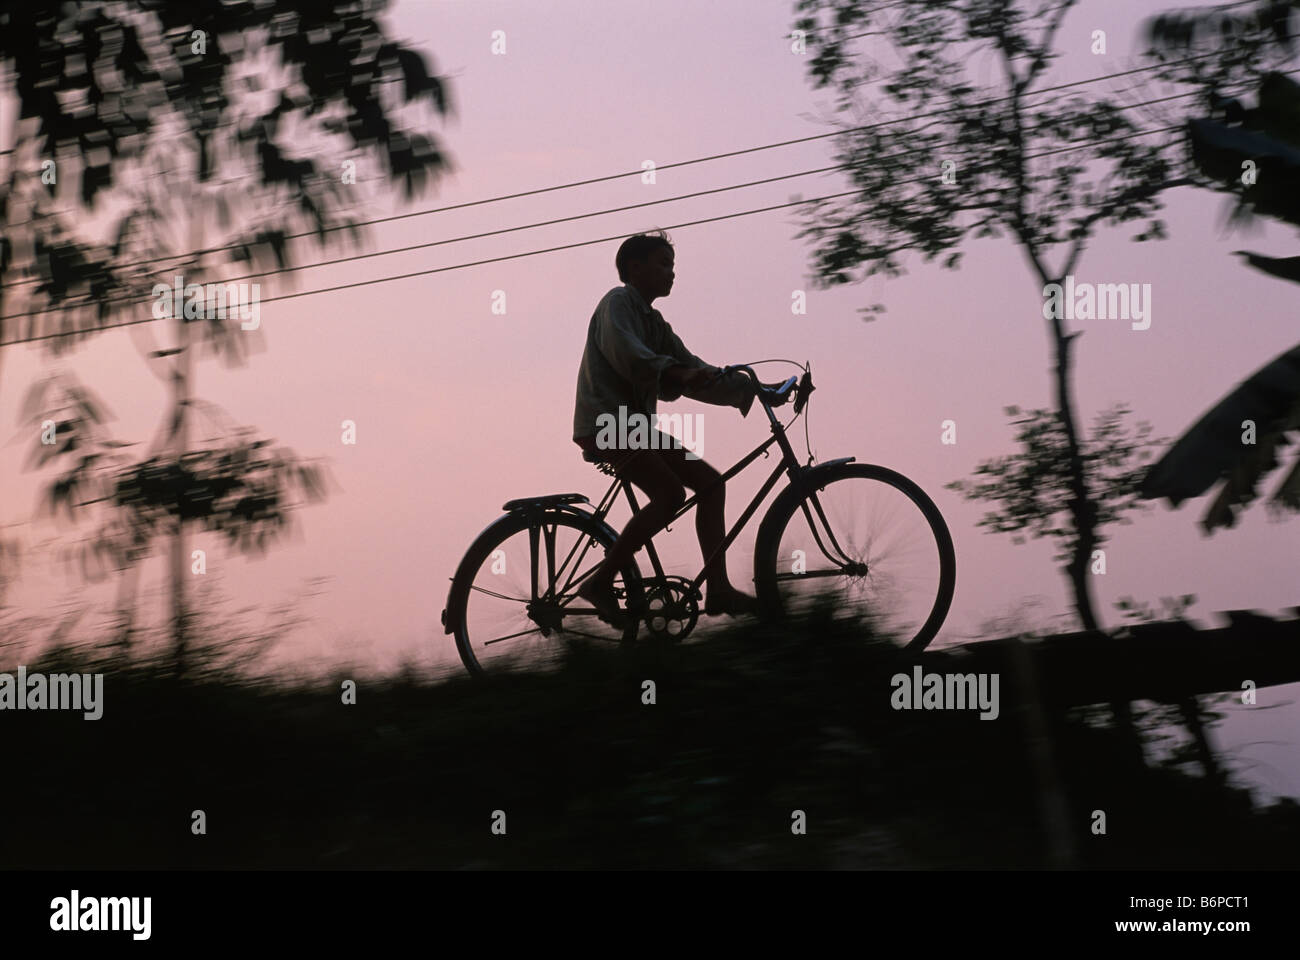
[1139,73,1300,529]
[1140,342,1300,530]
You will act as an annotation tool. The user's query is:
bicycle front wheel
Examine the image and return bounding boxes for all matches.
[753,463,955,652]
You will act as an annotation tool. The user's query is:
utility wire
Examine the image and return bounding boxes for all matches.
[0,48,1227,290]
[0,123,1184,349]
[0,76,1248,325]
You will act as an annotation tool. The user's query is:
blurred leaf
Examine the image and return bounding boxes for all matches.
[19,378,53,425]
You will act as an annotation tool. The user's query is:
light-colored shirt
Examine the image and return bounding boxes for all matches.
[573,283,755,442]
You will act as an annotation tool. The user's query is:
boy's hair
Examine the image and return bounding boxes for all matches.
[615,230,673,282]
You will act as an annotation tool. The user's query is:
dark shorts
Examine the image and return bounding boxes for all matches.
[575,430,690,474]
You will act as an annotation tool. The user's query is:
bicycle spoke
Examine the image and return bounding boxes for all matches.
[483,626,545,647]
[469,583,528,604]
[771,569,849,582]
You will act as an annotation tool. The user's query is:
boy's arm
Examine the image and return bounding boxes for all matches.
[660,324,756,417]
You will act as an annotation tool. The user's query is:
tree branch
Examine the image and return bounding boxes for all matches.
[1061,175,1193,277]
[1023,0,1076,94]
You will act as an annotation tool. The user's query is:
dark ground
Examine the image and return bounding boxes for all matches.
[5,604,1298,869]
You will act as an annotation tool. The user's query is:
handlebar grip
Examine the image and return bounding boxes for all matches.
[793,371,815,414]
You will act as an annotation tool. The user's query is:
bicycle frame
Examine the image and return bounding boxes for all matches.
[507,365,858,619]
[569,389,830,600]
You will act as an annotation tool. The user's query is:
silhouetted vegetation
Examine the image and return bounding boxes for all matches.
[791,0,1195,635]
[5,600,1296,869]
[0,1,455,669]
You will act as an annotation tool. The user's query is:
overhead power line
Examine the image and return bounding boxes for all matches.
[0,76,1244,327]
[0,123,1184,349]
[0,49,1225,291]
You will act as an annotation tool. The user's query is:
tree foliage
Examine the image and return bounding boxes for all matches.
[17,373,329,584]
[946,404,1165,563]
[1,0,454,350]
[792,0,1178,312]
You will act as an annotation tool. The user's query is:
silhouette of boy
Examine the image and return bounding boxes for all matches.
[572,230,791,626]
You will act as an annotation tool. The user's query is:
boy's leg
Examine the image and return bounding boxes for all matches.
[652,433,754,609]
[582,432,754,616]
[586,447,686,590]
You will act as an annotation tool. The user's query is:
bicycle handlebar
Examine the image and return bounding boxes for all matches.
[705,363,814,413]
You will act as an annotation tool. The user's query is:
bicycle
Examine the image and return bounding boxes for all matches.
[441,362,956,677]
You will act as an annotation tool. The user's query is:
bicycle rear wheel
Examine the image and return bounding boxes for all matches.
[446,508,643,676]
[753,463,955,652]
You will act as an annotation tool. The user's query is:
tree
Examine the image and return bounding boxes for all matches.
[17,371,329,657]
[947,404,1165,570]
[1134,0,1300,528]
[1,1,452,374]
[1144,0,1297,78]
[791,0,1190,632]
[1,2,454,668]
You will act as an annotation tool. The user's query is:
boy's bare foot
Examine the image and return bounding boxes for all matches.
[704,586,759,617]
[577,575,626,629]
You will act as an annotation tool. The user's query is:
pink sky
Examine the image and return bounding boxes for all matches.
[2,1,1298,796]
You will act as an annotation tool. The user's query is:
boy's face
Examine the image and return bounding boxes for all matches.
[629,245,674,301]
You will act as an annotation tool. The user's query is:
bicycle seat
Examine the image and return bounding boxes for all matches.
[502,493,590,511]
[580,447,632,476]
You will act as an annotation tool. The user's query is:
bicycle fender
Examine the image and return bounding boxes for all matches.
[755,457,858,549]
[441,504,617,635]
[792,457,856,492]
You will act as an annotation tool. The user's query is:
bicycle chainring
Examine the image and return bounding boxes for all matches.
[639,575,700,643]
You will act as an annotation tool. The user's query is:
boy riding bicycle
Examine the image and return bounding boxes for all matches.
[572,230,791,627]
